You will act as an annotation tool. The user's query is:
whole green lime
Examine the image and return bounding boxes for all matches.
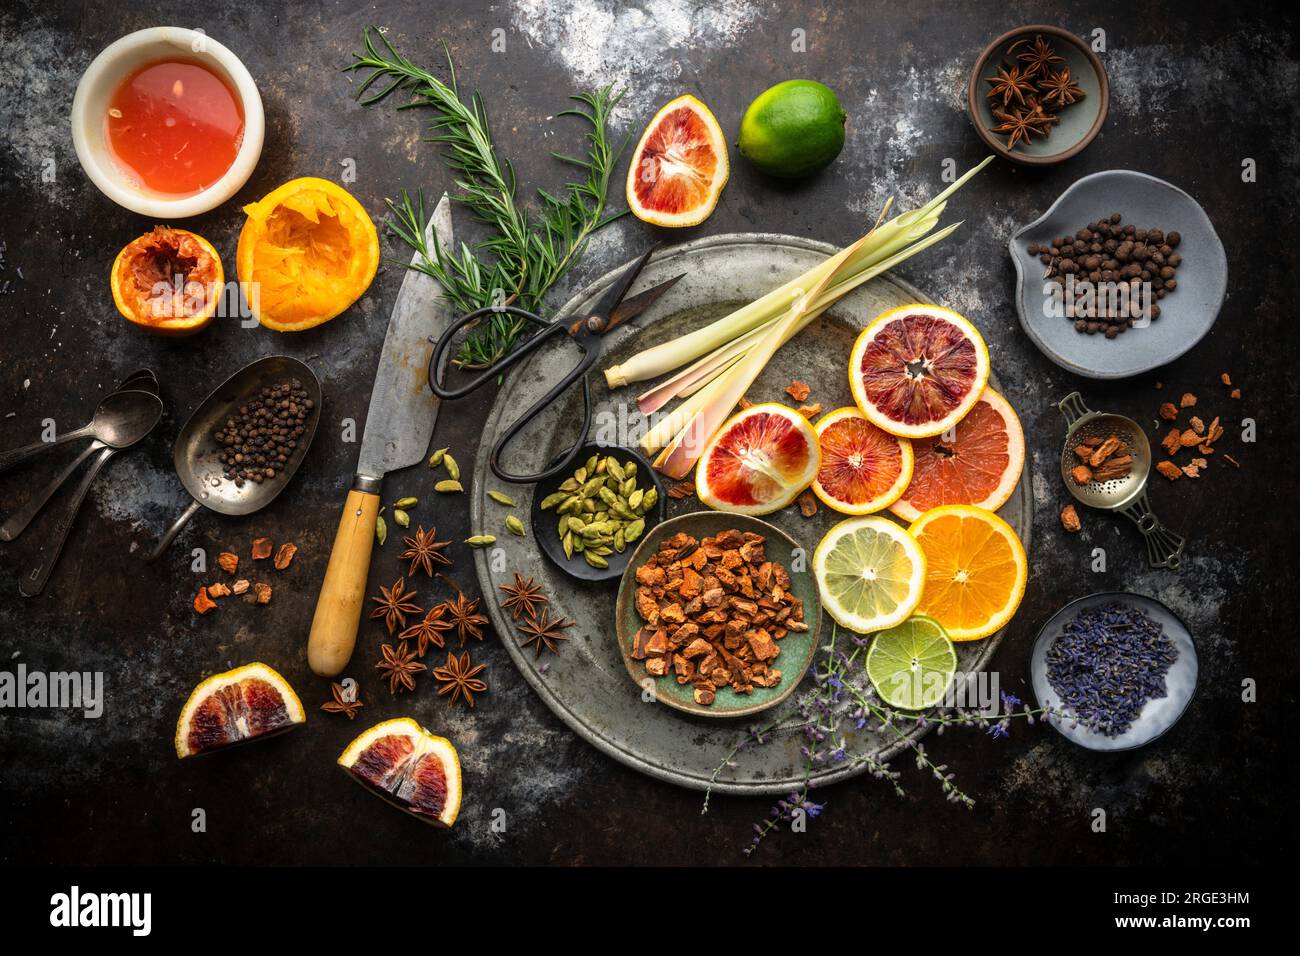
[739,80,847,178]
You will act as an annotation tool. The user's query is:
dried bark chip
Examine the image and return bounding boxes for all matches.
[207,582,232,598]
[1161,428,1182,456]
[193,587,216,615]
[232,579,251,595]
[785,380,811,402]
[1070,465,1093,485]
[273,542,298,571]
[1088,435,1121,466]
[1224,454,1241,468]
[1158,403,1179,421]
[1230,388,1241,400]
[797,488,818,517]
[1188,415,1205,435]
[1179,392,1197,408]
[1180,430,1203,447]
[797,403,822,419]
[1220,372,1232,386]
[667,481,696,499]
[251,537,273,560]
[254,582,273,605]
[217,552,239,574]
[1156,460,1182,481]
[1060,503,1082,533]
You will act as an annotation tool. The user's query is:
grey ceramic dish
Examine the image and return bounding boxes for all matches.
[1009,170,1228,379]
[1030,591,1198,752]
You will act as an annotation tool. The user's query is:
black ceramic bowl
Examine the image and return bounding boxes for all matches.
[530,441,667,583]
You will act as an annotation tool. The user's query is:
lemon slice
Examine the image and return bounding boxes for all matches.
[866,616,957,710]
[812,516,926,632]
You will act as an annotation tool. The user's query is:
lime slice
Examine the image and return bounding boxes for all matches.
[812,516,926,632]
[866,616,957,710]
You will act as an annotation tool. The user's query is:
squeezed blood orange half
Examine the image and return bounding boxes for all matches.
[849,305,990,439]
[626,95,729,228]
[890,387,1025,522]
[696,403,820,515]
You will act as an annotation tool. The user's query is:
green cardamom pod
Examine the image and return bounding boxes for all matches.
[559,477,580,493]
[615,528,626,552]
[621,477,636,497]
[434,479,463,493]
[606,458,626,482]
[639,488,658,513]
[624,461,638,480]
[627,489,644,511]
[580,476,605,498]
[427,448,448,469]
[574,466,588,484]
[584,551,609,569]
[488,490,516,506]
[566,516,587,534]
[598,486,619,508]
[443,453,460,482]
[585,454,599,475]
[393,508,411,528]
[581,498,598,514]
[505,515,525,536]
[464,534,496,548]
[563,530,574,558]
[539,491,568,510]
[393,497,418,509]
[625,517,645,543]
[376,515,387,545]
[572,536,585,553]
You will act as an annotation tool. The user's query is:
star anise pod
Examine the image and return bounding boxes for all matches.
[444,592,489,646]
[432,651,488,708]
[985,61,1035,108]
[400,525,451,577]
[992,106,1049,151]
[1038,67,1085,108]
[376,641,426,694]
[369,576,422,634]
[321,681,364,719]
[499,573,547,621]
[400,603,454,656]
[517,606,574,659]
[1013,34,1065,77]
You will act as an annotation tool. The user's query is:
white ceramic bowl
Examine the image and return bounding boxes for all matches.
[71,27,264,218]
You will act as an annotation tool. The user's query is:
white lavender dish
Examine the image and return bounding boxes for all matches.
[1030,591,1198,752]
[1009,170,1227,379]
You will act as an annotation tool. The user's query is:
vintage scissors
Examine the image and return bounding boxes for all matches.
[428,246,683,484]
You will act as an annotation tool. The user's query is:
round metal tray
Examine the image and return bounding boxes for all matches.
[471,233,1034,794]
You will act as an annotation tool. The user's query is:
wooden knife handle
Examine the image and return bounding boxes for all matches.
[308,486,381,677]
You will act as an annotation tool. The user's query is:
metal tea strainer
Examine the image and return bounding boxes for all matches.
[1057,391,1185,570]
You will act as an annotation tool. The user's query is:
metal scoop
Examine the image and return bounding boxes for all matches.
[1057,391,1185,570]
[146,356,321,562]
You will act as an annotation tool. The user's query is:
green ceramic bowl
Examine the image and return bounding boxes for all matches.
[614,511,822,719]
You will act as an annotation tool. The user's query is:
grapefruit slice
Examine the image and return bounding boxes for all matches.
[626,95,729,228]
[175,662,305,758]
[695,402,820,515]
[812,407,914,515]
[890,388,1025,522]
[338,718,462,827]
[908,505,1028,641]
[849,305,990,439]
[812,516,926,633]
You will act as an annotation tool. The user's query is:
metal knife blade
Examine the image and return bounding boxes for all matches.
[356,194,454,481]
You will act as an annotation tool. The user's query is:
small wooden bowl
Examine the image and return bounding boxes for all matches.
[968,25,1108,166]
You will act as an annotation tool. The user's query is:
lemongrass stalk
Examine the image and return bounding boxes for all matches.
[655,230,875,478]
[641,220,963,421]
[605,157,991,390]
[640,371,732,453]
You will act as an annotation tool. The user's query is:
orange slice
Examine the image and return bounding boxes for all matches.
[849,305,990,439]
[812,407,914,514]
[890,388,1025,522]
[111,226,223,337]
[338,718,463,827]
[695,402,820,515]
[626,95,729,228]
[907,504,1027,641]
[175,662,305,758]
[236,177,379,332]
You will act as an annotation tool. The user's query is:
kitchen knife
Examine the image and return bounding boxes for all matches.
[307,194,454,677]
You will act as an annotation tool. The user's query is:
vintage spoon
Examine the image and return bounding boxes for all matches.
[0,388,163,474]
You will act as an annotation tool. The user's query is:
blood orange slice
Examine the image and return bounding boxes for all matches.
[175,662,305,758]
[812,407,914,514]
[338,718,462,827]
[695,403,820,515]
[890,388,1025,522]
[626,95,729,228]
[849,305,990,439]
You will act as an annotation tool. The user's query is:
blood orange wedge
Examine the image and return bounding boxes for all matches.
[890,388,1025,522]
[908,505,1027,641]
[626,95,729,228]
[338,718,462,827]
[175,662,305,758]
[695,403,820,515]
[849,305,990,439]
[812,407,914,515]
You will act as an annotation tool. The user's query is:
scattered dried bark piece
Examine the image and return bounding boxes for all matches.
[254,582,273,605]
[273,542,298,571]
[1070,464,1093,485]
[1092,455,1133,481]
[797,403,822,419]
[1180,430,1203,447]
[1088,435,1121,467]
[251,538,273,560]
[1161,428,1182,456]
[1179,392,1197,408]
[1154,381,1163,390]
[667,481,696,499]
[1220,372,1232,386]
[1230,388,1241,399]
[797,488,818,517]
[785,380,811,402]
[1156,460,1182,481]
[1182,459,1207,478]
[1188,415,1205,435]
[1223,454,1241,468]
[217,552,239,574]
[232,579,251,595]
[1060,503,1082,533]
[194,587,217,615]
[737,396,753,410]
[1158,403,1179,421]
[207,582,232,598]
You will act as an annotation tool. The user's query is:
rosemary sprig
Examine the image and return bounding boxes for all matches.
[348,28,628,368]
